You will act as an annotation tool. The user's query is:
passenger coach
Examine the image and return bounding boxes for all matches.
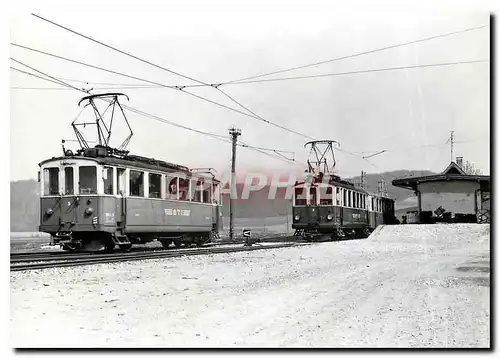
[292,174,395,240]
[39,146,223,252]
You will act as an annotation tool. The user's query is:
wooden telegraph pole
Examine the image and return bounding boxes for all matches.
[229,128,241,242]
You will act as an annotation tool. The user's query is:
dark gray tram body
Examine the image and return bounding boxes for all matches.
[39,148,222,251]
[292,175,395,240]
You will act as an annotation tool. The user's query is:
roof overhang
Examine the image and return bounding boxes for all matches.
[392,174,490,191]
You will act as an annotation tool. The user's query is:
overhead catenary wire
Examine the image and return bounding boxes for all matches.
[10,60,397,171]
[10,59,488,90]
[11,60,298,166]
[22,17,489,174]
[32,13,210,87]
[11,42,314,140]
[29,15,317,141]
[13,20,488,147]
[351,137,488,157]
[10,43,271,124]
[223,24,489,84]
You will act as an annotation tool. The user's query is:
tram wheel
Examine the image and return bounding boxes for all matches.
[160,239,172,249]
[120,244,132,252]
[62,244,78,252]
[104,243,115,253]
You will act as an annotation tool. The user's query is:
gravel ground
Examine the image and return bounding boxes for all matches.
[10,224,490,348]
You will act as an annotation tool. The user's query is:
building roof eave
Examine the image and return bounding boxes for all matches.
[392,173,490,191]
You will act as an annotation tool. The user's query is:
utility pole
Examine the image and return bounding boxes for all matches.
[229,127,241,243]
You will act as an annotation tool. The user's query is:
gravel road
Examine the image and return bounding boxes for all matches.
[10,224,490,348]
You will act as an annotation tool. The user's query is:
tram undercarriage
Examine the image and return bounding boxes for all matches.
[52,230,219,253]
[294,226,372,242]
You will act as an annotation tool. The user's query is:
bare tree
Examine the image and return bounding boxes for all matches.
[462,161,482,175]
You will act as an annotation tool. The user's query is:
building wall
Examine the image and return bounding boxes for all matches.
[418,180,479,215]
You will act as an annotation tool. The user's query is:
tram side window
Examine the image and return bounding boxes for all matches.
[129,170,144,197]
[348,191,352,208]
[103,167,113,195]
[178,178,189,201]
[343,189,347,207]
[294,187,307,205]
[43,168,59,195]
[166,176,178,200]
[213,183,220,204]
[336,187,341,206]
[149,173,161,198]
[203,183,212,204]
[79,166,97,194]
[64,167,74,195]
[117,168,126,195]
[190,179,202,203]
[319,186,332,205]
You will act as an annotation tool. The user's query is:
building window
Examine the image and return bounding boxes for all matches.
[64,167,74,195]
[79,166,97,194]
[149,173,161,198]
[43,167,59,195]
[103,167,113,195]
[129,170,144,197]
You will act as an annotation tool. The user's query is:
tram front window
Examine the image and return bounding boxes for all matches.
[43,167,59,195]
[294,187,307,205]
[79,166,97,194]
[65,167,74,195]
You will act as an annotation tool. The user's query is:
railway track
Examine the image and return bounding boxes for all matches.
[11,238,309,272]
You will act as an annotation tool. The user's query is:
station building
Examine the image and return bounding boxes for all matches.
[392,160,490,224]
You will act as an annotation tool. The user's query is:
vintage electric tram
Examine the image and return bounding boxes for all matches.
[38,93,222,252]
[292,140,396,241]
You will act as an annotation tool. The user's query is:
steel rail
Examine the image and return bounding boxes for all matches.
[10,235,300,261]
[11,241,308,272]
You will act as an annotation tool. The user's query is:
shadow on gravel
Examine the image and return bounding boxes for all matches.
[457,276,491,287]
[456,266,490,273]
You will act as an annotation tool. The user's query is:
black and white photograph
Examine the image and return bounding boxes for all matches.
[7,0,492,349]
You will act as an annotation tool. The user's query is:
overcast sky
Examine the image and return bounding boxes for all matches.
[9,9,490,181]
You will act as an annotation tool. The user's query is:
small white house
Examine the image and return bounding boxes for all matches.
[392,161,490,223]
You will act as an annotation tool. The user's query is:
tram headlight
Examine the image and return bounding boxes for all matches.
[326,213,333,221]
[85,207,94,216]
[294,214,300,221]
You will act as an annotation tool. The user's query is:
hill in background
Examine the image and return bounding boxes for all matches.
[10,170,433,232]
